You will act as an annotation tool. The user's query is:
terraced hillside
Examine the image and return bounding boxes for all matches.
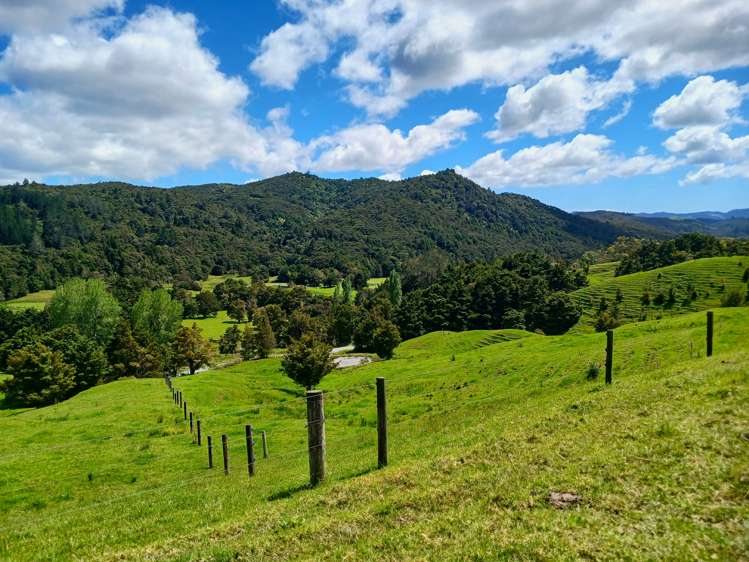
[1,308,747,560]
[572,256,749,332]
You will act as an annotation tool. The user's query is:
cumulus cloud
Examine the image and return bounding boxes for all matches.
[252,0,749,116]
[311,109,479,174]
[603,99,632,128]
[487,67,633,142]
[655,75,749,184]
[0,7,314,181]
[457,134,676,189]
[653,76,745,129]
[0,0,123,34]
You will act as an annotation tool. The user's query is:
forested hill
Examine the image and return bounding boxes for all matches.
[1,171,650,299]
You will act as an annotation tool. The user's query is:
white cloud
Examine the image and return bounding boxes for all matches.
[0,7,315,182]
[663,126,749,164]
[378,172,401,181]
[487,67,633,142]
[653,76,745,129]
[419,169,435,176]
[252,0,749,116]
[681,162,749,185]
[0,0,123,34]
[603,99,632,128]
[312,109,479,173]
[457,134,676,189]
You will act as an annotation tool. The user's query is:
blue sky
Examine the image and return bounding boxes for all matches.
[0,1,748,212]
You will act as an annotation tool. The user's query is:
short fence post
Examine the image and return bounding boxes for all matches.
[605,329,614,385]
[306,390,326,486]
[707,311,714,357]
[178,391,181,406]
[261,430,268,459]
[197,419,202,446]
[222,434,229,475]
[183,401,187,420]
[245,425,255,478]
[377,377,388,468]
[207,435,213,468]
[189,412,194,434]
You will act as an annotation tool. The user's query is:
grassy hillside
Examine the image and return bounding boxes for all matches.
[0,307,747,560]
[573,256,748,332]
[3,289,54,310]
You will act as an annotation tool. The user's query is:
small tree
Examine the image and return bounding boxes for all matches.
[721,288,743,307]
[640,290,651,306]
[615,288,624,304]
[172,323,213,375]
[226,299,247,323]
[341,278,354,305]
[195,291,219,318]
[386,270,402,307]
[372,320,401,359]
[329,303,355,346]
[281,334,335,389]
[2,343,76,406]
[218,325,241,354]
[252,308,276,358]
[241,325,254,360]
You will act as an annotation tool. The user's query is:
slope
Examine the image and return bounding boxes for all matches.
[572,256,749,332]
[2,171,635,301]
[1,308,747,560]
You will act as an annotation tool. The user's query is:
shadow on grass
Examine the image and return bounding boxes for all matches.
[267,482,312,501]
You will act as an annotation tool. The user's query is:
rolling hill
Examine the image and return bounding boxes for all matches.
[579,210,749,238]
[0,170,672,302]
[1,307,747,560]
[572,256,749,332]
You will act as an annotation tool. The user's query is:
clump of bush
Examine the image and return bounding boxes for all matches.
[585,363,600,381]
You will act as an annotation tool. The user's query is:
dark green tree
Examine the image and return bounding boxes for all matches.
[195,291,219,318]
[281,333,335,390]
[372,320,401,359]
[386,270,402,307]
[218,325,241,354]
[251,308,276,358]
[2,343,76,406]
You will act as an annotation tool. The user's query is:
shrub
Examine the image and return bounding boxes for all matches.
[2,343,76,406]
[372,320,401,359]
[721,288,744,308]
[586,363,600,381]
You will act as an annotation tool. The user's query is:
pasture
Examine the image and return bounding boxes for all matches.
[0,307,747,560]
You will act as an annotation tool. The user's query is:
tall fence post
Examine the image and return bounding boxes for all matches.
[707,310,714,357]
[306,390,326,486]
[207,435,213,468]
[222,434,229,475]
[178,391,182,406]
[261,430,268,459]
[197,419,202,446]
[377,377,388,468]
[245,425,255,478]
[189,412,194,434]
[605,330,614,385]
[183,401,187,420]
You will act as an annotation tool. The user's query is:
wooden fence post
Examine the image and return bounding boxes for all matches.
[245,425,255,478]
[207,435,213,468]
[183,401,188,420]
[306,390,326,486]
[222,434,229,475]
[189,412,194,434]
[707,311,714,357]
[197,419,202,446]
[377,377,388,468]
[605,330,614,385]
[261,430,268,459]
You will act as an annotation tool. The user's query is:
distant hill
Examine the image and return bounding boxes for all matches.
[0,171,643,300]
[579,210,749,238]
[571,256,749,332]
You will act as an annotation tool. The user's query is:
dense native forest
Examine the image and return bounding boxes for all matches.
[0,170,680,301]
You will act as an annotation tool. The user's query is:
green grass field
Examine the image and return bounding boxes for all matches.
[3,290,55,311]
[182,310,248,340]
[0,305,747,561]
[573,256,749,332]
